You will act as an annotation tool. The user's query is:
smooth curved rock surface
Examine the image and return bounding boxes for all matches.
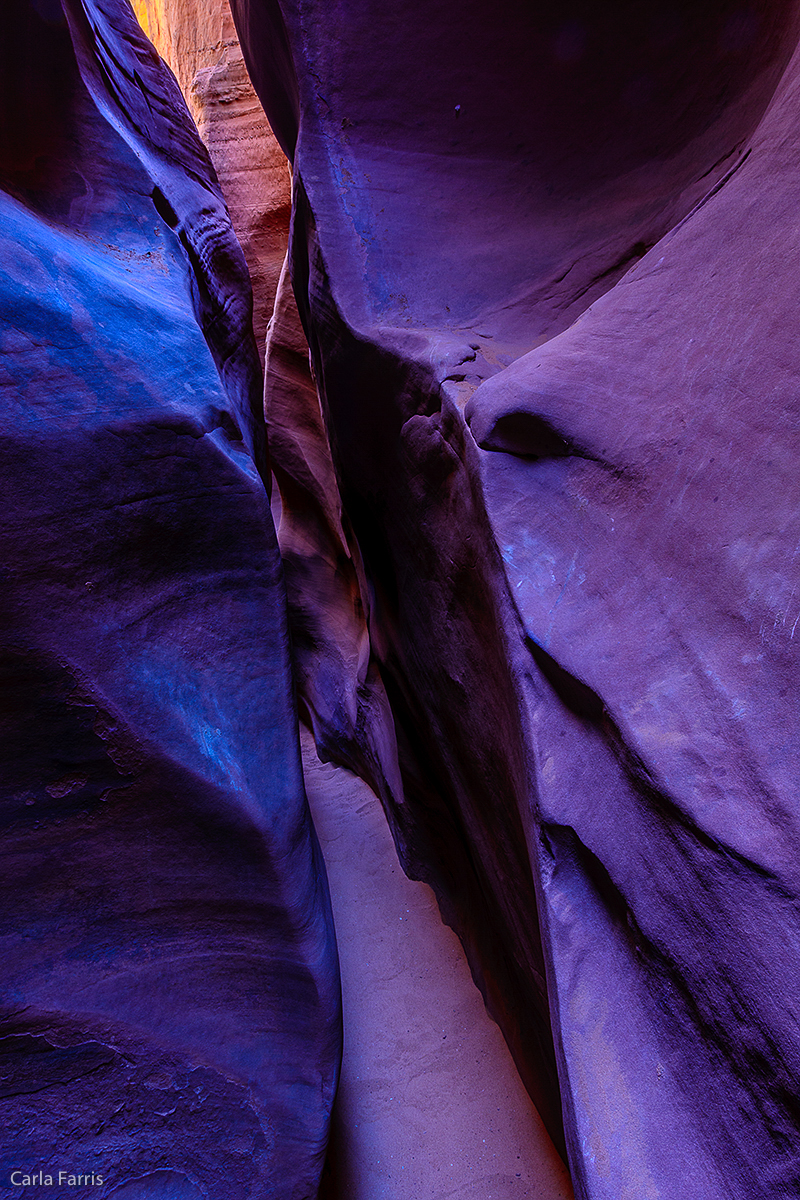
[234,0,799,353]
[8,0,800,1195]
[0,3,338,1196]
[466,37,800,1197]
[229,0,800,1193]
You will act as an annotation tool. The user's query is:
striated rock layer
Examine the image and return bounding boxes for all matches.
[0,3,338,1197]
[230,0,800,1194]
[128,5,357,801]
[133,0,291,357]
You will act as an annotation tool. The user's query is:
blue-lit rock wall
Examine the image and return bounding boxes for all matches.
[0,3,339,1197]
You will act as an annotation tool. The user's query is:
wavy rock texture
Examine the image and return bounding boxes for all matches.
[0,3,338,1197]
[132,0,291,356]
[466,37,800,1196]
[128,2,370,792]
[228,0,800,1195]
[8,1,800,1197]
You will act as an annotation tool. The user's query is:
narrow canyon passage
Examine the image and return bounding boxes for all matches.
[301,728,574,1200]
[5,1,800,1194]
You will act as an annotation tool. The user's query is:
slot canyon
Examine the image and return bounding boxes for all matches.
[2,1,800,1196]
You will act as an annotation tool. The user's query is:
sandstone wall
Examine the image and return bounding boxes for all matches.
[230,0,800,1193]
[134,0,291,357]
[8,1,800,1196]
[0,4,338,1195]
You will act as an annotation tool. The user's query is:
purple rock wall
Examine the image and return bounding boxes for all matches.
[467,35,800,1193]
[230,0,800,1195]
[6,0,800,1196]
[0,3,338,1197]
